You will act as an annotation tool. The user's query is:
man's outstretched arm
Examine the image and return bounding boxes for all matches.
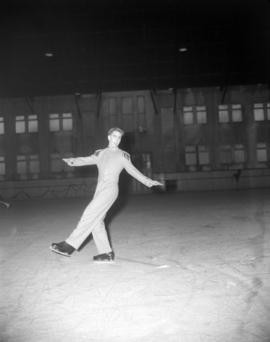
[63,155,97,167]
[122,153,163,188]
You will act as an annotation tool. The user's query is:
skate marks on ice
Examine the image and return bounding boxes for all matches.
[2,191,270,342]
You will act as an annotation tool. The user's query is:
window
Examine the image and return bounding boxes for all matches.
[102,98,118,130]
[28,115,38,132]
[16,155,40,179]
[254,103,265,121]
[0,117,4,135]
[196,106,207,124]
[161,107,174,134]
[267,103,270,120]
[183,106,207,125]
[103,95,146,132]
[185,145,196,165]
[49,113,73,132]
[183,107,194,125]
[256,143,267,162]
[218,104,243,123]
[142,153,152,174]
[185,145,210,170]
[122,114,135,131]
[137,96,145,114]
[17,155,27,176]
[253,102,270,121]
[104,98,119,129]
[50,153,63,173]
[233,144,245,163]
[137,96,146,130]
[220,145,232,164]
[232,104,242,122]
[49,114,60,131]
[62,113,73,131]
[50,153,73,176]
[121,97,134,131]
[198,145,210,165]
[122,97,132,114]
[16,116,26,133]
[220,144,246,166]
[0,156,6,178]
[108,98,117,115]
[29,155,40,174]
[218,105,229,123]
[15,115,38,133]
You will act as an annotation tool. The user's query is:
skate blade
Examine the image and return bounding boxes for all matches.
[49,245,71,257]
[93,260,115,264]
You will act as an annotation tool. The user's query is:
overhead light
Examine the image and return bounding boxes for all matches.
[179,47,188,52]
[45,52,54,57]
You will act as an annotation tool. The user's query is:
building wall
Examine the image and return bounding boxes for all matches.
[0,84,270,198]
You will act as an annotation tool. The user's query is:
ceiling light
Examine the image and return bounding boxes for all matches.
[45,52,54,57]
[179,47,188,52]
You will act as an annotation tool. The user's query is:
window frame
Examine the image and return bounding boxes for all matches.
[184,144,210,170]
[218,104,243,124]
[0,117,5,135]
[49,113,73,132]
[0,155,6,178]
[256,142,268,163]
[183,105,208,125]
[15,115,39,134]
[16,154,40,179]
[253,103,270,122]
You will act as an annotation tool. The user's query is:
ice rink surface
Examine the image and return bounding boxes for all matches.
[1,189,270,342]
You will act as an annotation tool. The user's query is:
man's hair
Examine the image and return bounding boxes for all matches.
[107,127,125,136]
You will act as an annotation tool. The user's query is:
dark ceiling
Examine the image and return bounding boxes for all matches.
[0,0,269,97]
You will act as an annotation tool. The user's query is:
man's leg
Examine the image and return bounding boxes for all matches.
[65,202,112,250]
[51,185,118,256]
[92,222,114,262]
[92,221,112,254]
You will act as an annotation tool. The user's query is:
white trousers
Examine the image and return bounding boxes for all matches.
[66,182,118,253]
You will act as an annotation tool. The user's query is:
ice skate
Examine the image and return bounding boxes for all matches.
[93,251,115,263]
[50,241,75,257]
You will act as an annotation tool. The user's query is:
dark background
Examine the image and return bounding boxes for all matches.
[0,0,269,97]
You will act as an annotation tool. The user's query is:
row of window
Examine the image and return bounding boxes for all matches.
[0,143,269,179]
[185,143,268,167]
[0,102,269,136]
[0,113,73,134]
[103,96,146,132]
[104,98,270,125]
[181,103,270,125]
[103,96,146,115]
[0,154,73,180]
[186,104,244,124]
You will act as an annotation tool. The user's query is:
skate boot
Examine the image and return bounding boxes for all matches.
[93,251,115,263]
[50,241,75,257]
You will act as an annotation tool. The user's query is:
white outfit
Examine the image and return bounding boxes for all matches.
[65,147,152,252]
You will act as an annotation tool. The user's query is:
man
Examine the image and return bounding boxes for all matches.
[50,127,163,262]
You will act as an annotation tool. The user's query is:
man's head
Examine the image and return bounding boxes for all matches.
[107,127,124,148]
[108,127,125,136]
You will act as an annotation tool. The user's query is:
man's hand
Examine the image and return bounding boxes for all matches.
[149,180,164,187]
[62,158,75,166]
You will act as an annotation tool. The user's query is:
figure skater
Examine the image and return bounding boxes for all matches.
[50,127,163,262]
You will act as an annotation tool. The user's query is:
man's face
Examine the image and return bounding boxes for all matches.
[108,130,122,148]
